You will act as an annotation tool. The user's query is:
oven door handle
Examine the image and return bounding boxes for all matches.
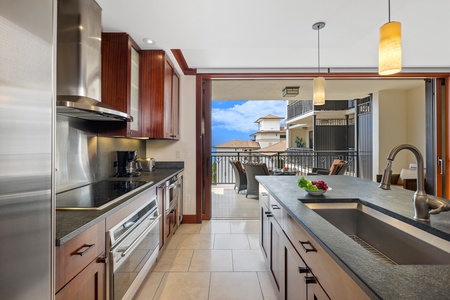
[118,215,160,258]
[167,182,177,190]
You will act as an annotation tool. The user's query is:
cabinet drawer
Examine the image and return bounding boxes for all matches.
[284,213,370,300]
[269,195,285,227]
[56,252,106,300]
[56,220,105,292]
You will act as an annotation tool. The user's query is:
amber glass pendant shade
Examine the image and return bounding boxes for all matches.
[378,21,402,75]
[313,76,325,106]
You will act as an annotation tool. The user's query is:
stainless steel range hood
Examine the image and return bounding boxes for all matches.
[57,0,132,122]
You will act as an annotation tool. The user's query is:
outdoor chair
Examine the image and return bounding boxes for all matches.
[230,160,247,194]
[243,163,270,198]
[308,159,348,175]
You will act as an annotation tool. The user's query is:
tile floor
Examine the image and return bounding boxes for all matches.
[211,184,259,219]
[134,220,278,300]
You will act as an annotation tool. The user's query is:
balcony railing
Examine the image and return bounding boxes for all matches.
[287,100,313,119]
[212,149,357,184]
[287,100,356,120]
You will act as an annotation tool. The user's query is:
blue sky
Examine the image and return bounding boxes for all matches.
[212,100,286,147]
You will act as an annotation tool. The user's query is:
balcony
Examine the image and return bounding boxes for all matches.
[287,100,356,120]
[212,149,357,185]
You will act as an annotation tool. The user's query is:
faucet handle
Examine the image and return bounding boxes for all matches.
[428,197,450,215]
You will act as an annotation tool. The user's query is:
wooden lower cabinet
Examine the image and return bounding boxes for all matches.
[259,184,367,300]
[284,236,308,300]
[56,253,106,300]
[56,220,106,299]
[269,217,284,295]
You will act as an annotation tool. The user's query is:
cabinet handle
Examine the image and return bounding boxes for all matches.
[305,276,317,284]
[271,204,280,210]
[299,240,317,253]
[98,256,108,264]
[73,244,95,256]
[298,266,310,274]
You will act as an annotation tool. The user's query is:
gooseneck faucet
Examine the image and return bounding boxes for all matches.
[379,144,450,222]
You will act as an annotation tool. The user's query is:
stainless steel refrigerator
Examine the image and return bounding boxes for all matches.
[0,0,54,299]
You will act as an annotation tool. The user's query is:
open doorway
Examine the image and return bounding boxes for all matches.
[199,77,429,221]
[211,100,286,219]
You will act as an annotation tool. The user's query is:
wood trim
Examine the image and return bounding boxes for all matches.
[435,79,443,197]
[446,77,450,198]
[195,75,203,223]
[181,215,199,224]
[196,72,450,79]
[171,49,197,75]
[170,49,450,79]
[203,78,212,220]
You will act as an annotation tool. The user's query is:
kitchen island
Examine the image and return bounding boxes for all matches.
[256,175,450,300]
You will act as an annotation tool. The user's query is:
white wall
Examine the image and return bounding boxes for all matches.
[372,84,426,178]
[146,75,197,215]
[260,119,281,131]
[287,126,309,148]
[406,85,426,164]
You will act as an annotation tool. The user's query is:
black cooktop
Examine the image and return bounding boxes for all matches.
[56,180,151,210]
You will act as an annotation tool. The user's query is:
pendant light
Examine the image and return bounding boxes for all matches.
[313,22,325,106]
[378,0,402,75]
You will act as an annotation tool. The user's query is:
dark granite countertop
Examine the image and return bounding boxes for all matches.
[56,163,183,246]
[256,175,450,300]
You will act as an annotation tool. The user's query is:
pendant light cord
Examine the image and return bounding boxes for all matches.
[317,26,320,75]
[388,0,391,22]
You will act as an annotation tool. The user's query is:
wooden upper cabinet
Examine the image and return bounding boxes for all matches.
[101,32,142,137]
[141,50,180,139]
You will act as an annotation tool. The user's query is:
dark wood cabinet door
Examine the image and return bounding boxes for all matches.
[140,50,180,139]
[56,254,106,300]
[269,218,283,294]
[164,59,174,138]
[100,32,141,137]
[171,72,180,139]
[285,237,308,300]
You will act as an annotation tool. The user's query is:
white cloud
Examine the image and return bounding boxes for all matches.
[212,100,286,133]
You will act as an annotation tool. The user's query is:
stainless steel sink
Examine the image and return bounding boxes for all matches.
[303,201,450,265]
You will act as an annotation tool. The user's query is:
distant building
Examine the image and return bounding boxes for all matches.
[212,115,288,183]
[251,114,286,148]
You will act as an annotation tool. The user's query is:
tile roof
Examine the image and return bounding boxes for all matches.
[255,139,287,153]
[213,140,260,149]
[254,114,285,123]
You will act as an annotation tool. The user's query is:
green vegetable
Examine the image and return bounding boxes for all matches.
[298,177,319,190]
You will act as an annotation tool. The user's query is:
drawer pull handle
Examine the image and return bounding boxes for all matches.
[73,244,95,256]
[299,240,317,253]
[98,256,108,264]
[271,204,280,210]
[298,266,310,274]
[305,276,317,284]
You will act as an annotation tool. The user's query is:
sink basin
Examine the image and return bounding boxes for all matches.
[303,201,450,265]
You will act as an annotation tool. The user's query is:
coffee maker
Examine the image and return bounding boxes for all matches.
[116,151,141,177]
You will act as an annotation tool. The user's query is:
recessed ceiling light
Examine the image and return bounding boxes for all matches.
[143,38,154,44]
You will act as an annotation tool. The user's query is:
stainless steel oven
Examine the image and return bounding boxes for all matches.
[165,174,178,211]
[165,175,179,238]
[108,196,160,300]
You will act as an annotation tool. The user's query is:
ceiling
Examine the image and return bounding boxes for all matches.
[212,78,424,100]
[96,0,446,99]
[97,0,450,73]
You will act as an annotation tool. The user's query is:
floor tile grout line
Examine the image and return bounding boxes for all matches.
[231,249,235,272]
[150,271,166,300]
